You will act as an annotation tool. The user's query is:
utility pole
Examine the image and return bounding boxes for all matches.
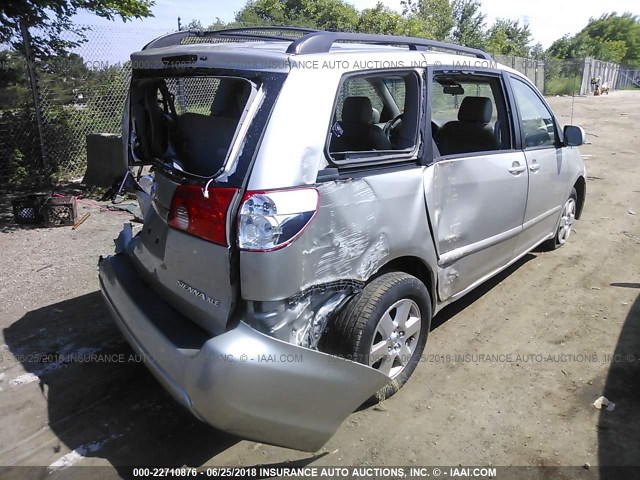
[176,16,186,112]
[20,19,49,175]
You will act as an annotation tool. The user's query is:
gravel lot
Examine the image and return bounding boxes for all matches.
[0,90,638,479]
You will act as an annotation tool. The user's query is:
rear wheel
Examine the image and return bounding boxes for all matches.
[541,188,577,250]
[323,272,431,401]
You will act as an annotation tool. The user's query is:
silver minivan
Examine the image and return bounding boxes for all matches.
[99,27,586,451]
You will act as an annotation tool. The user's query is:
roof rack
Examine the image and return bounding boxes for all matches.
[286,31,492,59]
[143,26,320,50]
[143,26,492,60]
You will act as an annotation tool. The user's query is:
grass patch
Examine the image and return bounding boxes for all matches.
[546,75,581,96]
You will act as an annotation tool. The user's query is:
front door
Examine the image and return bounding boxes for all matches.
[425,70,528,301]
[509,76,570,254]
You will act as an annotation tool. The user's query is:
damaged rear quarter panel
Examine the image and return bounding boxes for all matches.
[240,167,437,302]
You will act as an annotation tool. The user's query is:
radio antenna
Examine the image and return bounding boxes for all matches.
[570,62,577,125]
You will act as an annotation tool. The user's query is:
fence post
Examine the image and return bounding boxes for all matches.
[20,19,49,175]
[580,58,591,96]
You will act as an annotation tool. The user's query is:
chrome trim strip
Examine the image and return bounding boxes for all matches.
[438,225,522,266]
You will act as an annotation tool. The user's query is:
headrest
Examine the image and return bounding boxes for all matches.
[342,96,374,123]
[210,78,250,118]
[458,96,492,123]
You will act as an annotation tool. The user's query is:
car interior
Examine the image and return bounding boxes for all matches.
[326,72,513,161]
[431,74,511,157]
[130,77,251,177]
[328,72,420,158]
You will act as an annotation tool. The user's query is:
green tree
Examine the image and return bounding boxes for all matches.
[39,52,90,104]
[357,3,406,35]
[235,0,292,26]
[582,12,639,65]
[402,0,454,40]
[485,18,531,56]
[547,34,585,59]
[547,13,640,66]
[234,0,357,29]
[529,42,545,59]
[1,0,155,59]
[0,50,31,108]
[234,0,431,36]
[356,2,430,36]
[305,0,360,31]
[451,0,486,48]
[184,19,204,31]
[208,18,228,30]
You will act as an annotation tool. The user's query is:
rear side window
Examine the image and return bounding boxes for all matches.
[510,78,557,149]
[334,77,385,122]
[431,73,511,157]
[327,71,420,164]
[431,81,497,124]
[129,76,254,177]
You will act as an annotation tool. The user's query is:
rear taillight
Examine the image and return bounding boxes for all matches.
[238,188,319,251]
[168,185,238,246]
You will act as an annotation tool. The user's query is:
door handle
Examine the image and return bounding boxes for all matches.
[508,162,526,175]
[529,160,540,172]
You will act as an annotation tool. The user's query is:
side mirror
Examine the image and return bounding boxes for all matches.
[563,125,585,147]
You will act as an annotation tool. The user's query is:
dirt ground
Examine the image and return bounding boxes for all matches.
[0,90,638,479]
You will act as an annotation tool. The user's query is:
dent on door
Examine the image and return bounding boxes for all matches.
[424,153,528,300]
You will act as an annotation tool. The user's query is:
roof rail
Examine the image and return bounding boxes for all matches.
[142,26,492,60]
[286,31,492,59]
[143,26,320,50]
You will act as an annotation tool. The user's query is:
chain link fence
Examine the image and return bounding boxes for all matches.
[0,25,168,189]
[1,25,639,190]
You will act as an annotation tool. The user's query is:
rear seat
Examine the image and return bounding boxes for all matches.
[173,79,251,176]
[174,114,237,176]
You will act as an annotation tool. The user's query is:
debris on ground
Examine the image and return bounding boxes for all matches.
[622,231,640,245]
[72,212,91,230]
[593,396,616,411]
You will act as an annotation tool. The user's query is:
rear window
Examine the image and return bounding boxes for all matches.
[129,76,255,177]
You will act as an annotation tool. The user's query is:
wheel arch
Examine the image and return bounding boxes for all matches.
[373,256,437,311]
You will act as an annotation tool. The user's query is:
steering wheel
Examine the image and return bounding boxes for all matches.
[383,113,404,141]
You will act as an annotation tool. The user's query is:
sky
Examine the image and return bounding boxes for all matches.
[72,0,640,49]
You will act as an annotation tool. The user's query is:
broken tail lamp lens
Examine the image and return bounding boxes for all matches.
[168,185,238,246]
[238,188,319,251]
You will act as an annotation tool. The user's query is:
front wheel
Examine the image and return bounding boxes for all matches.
[322,272,432,401]
[541,188,577,250]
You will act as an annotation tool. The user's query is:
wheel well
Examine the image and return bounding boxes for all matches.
[574,176,586,219]
[374,256,436,310]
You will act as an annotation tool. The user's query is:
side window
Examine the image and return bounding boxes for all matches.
[328,71,420,163]
[431,74,511,157]
[383,77,406,119]
[334,78,385,123]
[510,78,557,149]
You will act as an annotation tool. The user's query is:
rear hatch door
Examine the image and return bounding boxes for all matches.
[124,65,283,334]
[130,172,238,335]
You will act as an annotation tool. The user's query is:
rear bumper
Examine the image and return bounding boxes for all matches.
[98,254,387,451]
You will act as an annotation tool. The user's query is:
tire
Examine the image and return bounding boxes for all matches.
[322,272,432,401]
[541,188,578,251]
